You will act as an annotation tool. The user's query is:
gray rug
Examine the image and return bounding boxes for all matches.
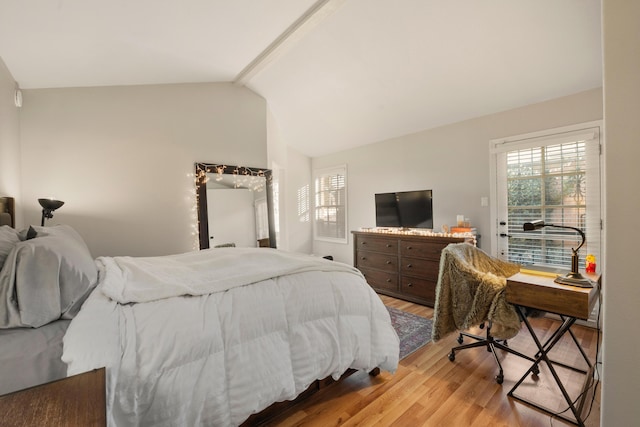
[386,306,433,359]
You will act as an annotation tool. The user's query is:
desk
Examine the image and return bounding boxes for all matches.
[505,271,600,427]
[0,368,106,427]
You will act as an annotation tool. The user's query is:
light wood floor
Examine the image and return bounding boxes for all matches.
[266,295,601,427]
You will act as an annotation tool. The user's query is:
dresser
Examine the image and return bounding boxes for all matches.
[352,230,473,306]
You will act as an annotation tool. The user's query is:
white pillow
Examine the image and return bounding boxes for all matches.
[0,226,21,270]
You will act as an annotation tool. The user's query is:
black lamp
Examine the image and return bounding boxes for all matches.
[522,220,593,287]
[38,198,64,226]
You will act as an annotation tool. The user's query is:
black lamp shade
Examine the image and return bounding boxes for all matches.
[38,198,64,226]
[523,220,545,231]
[38,198,65,211]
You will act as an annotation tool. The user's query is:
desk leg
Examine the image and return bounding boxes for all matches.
[533,316,590,375]
[562,315,593,370]
[508,306,586,427]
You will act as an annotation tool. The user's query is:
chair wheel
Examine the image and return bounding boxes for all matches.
[448,351,455,362]
[496,374,504,384]
[532,366,540,376]
[457,335,464,344]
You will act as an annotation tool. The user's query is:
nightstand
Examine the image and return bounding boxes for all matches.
[0,368,106,427]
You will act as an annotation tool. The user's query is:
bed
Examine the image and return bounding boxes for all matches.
[0,197,74,394]
[0,215,399,426]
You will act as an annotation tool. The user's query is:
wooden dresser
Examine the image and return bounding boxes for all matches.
[352,230,473,306]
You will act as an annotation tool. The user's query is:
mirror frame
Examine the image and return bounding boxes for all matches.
[195,162,276,250]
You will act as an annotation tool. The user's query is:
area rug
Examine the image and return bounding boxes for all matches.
[386,306,433,359]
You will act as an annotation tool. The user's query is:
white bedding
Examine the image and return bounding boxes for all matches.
[63,248,399,426]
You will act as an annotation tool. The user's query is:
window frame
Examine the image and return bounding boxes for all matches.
[489,121,604,271]
[313,164,348,244]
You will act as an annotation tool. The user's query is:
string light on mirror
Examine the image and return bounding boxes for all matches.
[195,163,269,192]
[194,162,276,250]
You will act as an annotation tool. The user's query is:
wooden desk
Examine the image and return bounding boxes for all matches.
[0,368,106,427]
[505,271,601,427]
[506,271,600,319]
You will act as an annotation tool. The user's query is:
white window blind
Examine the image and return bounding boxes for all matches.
[492,124,602,272]
[314,165,347,243]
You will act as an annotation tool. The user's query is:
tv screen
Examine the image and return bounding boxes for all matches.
[375,190,433,229]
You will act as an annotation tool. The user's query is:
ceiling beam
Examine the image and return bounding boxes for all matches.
[234,0,347,86]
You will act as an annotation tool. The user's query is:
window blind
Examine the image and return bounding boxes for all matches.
[314,165,347,243]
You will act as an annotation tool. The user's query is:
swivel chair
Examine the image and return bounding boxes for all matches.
[433,243,537,384]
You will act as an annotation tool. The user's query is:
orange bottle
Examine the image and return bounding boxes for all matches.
[585,254,596,273]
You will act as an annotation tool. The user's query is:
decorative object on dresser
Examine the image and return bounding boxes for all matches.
[353,229,474,307]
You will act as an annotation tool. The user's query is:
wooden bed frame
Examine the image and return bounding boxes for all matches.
[0,196,15,228]
[241,368,380,426]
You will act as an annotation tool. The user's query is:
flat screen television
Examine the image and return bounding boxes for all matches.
[375,190,433,229]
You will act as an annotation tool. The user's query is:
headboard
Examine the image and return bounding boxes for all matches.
[0,197,15,228]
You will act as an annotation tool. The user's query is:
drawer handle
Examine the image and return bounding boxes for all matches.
[386,244,392,248]
[361,256,366,260]
[386,279,391,282]
[406,263,412,268]
[407,246,412,250]
[361,241,367,245]
[385,260,392,264]
[407,282,413,287]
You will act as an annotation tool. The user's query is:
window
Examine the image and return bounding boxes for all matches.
[491,122,602,273]
[314,165,347,243]
[297,184,310,223]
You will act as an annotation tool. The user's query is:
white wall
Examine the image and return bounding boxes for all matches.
[601,0,640,425]
[312,88,603,264]
[284,146,313,254]
[19,83,267,257]
[0,57,22,225]
[266,107,313,253]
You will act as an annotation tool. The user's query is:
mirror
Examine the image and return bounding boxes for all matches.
[195,163,276,250]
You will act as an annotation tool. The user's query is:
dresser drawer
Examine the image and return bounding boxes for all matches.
[400,257,440,279]
[355,236,398,254]
[400,240,448,261]
[356,250,398,272]
[359,267,398,292]
[401,276,436,303]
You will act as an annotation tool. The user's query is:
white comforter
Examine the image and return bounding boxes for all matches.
[62,248,399,426]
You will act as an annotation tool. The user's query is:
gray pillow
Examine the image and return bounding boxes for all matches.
[0,226,21,271]
[0,225,98,328]
[17,225,38,241]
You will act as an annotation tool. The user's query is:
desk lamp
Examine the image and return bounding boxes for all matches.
[38,198,64,226]
[523,220,593,287]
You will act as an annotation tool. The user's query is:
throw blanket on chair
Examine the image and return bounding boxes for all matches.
[432,243,521,341]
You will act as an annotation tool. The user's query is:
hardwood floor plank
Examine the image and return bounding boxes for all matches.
[264,295,601,427]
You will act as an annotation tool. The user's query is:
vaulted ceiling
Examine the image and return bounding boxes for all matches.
[0,0,602,157]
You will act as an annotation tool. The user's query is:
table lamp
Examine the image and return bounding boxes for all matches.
[522,220,593,287]
[38,198,64,226]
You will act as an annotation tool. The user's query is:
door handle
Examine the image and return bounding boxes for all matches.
[499,233,511,238]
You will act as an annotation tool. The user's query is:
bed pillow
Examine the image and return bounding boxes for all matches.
[18,225,38,241]
[0,225,98,328]
[0,226,21,271]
